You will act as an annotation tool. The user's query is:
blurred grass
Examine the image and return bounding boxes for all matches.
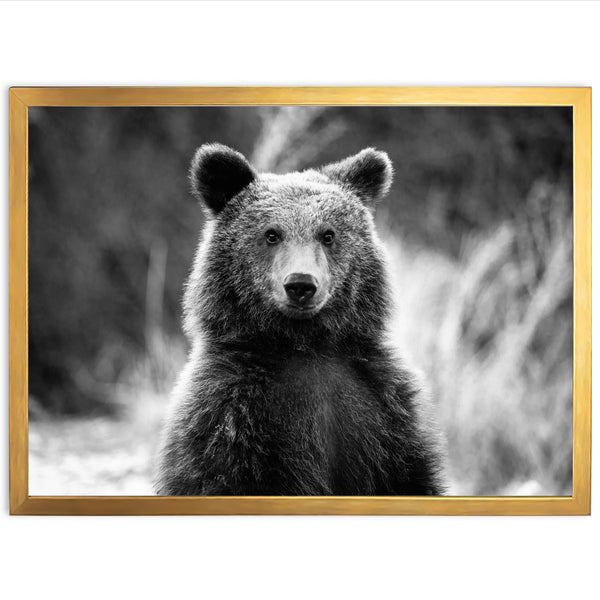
[385,180,572,495]
[29,179,572,496]
[29,341,186,495]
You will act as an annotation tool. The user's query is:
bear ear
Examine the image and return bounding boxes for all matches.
[321,148,393,206]
[190,143,256,214]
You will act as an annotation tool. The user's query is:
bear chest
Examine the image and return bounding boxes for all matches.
[267,354,390,492]
[269,353,371,413]
[203,350,395,494]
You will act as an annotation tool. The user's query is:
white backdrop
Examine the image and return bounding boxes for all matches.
[1,2,597,599]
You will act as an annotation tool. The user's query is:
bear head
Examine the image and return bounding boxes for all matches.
[184,143,394,348]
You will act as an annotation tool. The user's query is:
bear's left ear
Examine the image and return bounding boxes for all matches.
[190,143,257,215]
[321,148,393,206]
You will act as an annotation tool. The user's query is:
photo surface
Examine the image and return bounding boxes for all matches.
[28,106,573,496]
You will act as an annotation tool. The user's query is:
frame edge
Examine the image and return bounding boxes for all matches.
[9,89,29,514]
[9,86,591,515]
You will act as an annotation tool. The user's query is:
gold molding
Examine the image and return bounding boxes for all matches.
[9,87,591,515]
[9,89,29,515]
[8,86,591,107]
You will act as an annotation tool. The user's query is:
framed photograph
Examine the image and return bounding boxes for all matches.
[9,87,590,515]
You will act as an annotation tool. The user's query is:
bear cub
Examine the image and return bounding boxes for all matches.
[155,144,445,496]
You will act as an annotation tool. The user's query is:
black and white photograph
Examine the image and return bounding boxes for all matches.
[27,105,573,497]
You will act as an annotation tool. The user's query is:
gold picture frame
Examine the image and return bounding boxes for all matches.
[9,86,591,515]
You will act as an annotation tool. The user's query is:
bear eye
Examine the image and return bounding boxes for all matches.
[265,229,281,245]
[322,230,335,246]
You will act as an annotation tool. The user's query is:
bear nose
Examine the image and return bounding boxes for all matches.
[284,274,317,305]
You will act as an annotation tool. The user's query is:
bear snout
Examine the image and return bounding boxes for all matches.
[283,273,318,306]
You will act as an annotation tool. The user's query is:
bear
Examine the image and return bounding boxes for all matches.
[154,143,446,496]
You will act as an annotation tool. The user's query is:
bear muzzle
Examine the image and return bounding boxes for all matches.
[271,243,331,318]
[284,273,318,307]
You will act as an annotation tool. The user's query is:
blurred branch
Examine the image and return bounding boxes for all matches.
[250,107,346,172]
[145,236,168,367]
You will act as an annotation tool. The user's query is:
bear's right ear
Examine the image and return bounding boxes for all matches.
[321,147,393,207]
[190,143,256,214]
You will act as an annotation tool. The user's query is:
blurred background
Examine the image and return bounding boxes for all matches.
[27,105,573,496]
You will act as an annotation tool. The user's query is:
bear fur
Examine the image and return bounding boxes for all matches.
[154,144,446,496]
